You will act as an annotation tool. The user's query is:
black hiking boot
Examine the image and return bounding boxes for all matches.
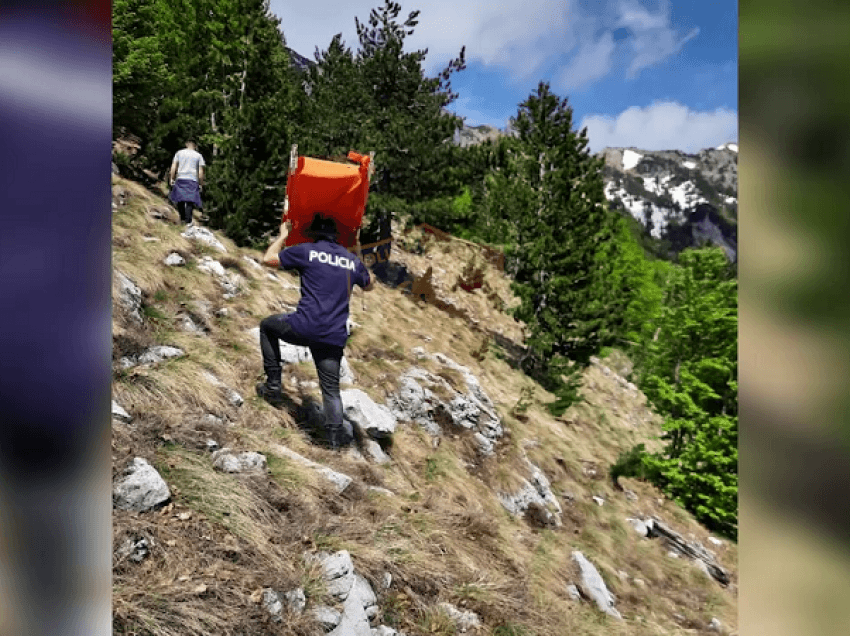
[256,369,284,406]
[256,382,285,406]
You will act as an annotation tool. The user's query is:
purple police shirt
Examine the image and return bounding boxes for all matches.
[278,239,371,347]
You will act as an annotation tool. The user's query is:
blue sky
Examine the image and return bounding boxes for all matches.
[269,0,737,153]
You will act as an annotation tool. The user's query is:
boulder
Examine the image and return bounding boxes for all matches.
[329,573,377,636]
[342,389,397,441]
[571,551,622,619]
[211,449,266,474]
[164,252,185,266]
[113,458,171,512]
[626,517,650,537]
[182,226,227,253]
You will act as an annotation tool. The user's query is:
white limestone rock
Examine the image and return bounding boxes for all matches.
[572,551,622,620]
[211,449,267,474]
[113,458,171,512]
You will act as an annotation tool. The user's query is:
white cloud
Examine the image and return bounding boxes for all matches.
[269,0,700,91]
[270,0,579,80]
[579,101,738,153]
[615,0,699,79]
[555,31,616,91]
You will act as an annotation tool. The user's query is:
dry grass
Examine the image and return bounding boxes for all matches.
[111,176,737,636]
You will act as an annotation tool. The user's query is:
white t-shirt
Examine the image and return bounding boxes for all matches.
[172,147,205,182]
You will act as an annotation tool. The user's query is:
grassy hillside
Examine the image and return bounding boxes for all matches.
[111,174,737,636]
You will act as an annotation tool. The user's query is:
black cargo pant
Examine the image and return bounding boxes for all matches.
[259,314,344,436]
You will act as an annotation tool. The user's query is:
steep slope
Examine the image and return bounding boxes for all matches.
[111,175,738,636]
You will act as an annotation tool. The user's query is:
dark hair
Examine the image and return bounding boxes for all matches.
[305,213,339,241]
[186,139,197,147]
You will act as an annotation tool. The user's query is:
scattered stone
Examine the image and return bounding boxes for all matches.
[112,400,132,423]
[708,537,724,547]
[382,572,392,589]
[284,587,306,614]
[708,617,723,632]
[567,584,582,601]
[633,578,646,588]
[311,606,342,631]
[626,517,650,538]
[498,459,562,527]
[203,414,225,426]
[668,551,680,559]
[113,457,171,512]
[226,388,244,408]
[139,345,185,364]
[592,496,605,506]
[182,225,227,253]
[177,313,204,333]
[624,489,638,502]
[212,449,267,474]
[164,252,185,266]
[115,271,143,324]
[115,536,152,563]
[368,486,395,498]
[215,307,229,318]
[438,602,481,632]
[198,256,244,295]
[262,589,283,622]
[267,444,353,493]
[572,551,623,620]
[342,389,397,439]
[205,439,219,452]
[372,627,401,636]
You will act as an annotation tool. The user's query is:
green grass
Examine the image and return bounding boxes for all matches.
[266,453,302,488]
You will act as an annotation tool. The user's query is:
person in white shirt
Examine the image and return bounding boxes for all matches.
[168,139,206,225]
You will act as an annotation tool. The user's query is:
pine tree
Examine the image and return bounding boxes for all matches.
[505,83,620,408]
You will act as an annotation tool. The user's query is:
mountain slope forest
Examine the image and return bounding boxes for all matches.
[113,1,738,634]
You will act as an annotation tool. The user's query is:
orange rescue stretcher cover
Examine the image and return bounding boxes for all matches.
[282,151,372,250]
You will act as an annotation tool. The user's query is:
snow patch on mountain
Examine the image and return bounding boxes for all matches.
[622,149,643,170]
[682,160,697,170]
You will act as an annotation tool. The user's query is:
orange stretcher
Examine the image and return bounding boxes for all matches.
[281,145,374,250]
